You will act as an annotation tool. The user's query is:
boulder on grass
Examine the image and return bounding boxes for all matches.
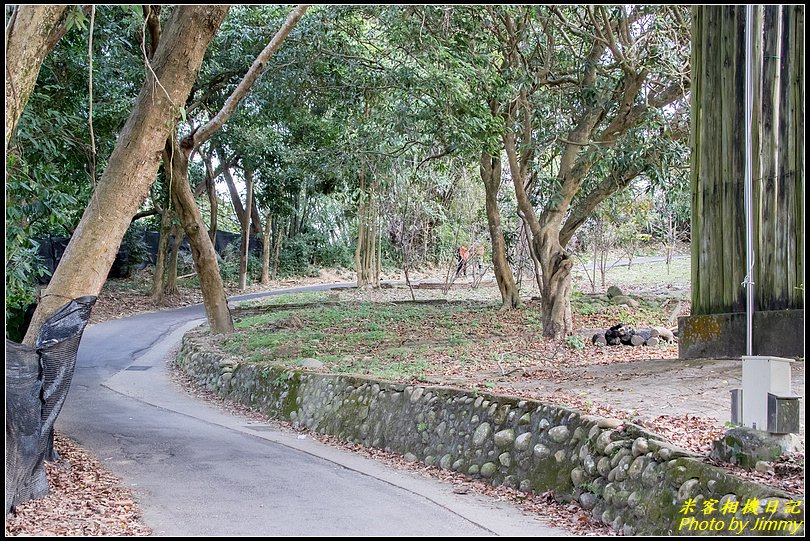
[606,285,624,299]
[710,427,802,469]
[630,334,645,346]
[610,295,639,308]
[653,327,675,343]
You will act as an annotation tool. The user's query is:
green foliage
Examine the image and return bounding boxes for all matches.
[278,231,353,276]
[5,243,49,341]
[6,7,143,325]
[118,223,149,277]
[564,335,586,351]
[217,243,264,285]
[7,5,694,329]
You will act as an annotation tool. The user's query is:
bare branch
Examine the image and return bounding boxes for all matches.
[191,4,309,147]
[415,146,455,170]
[559,166,640,247]
[131,208,160,223]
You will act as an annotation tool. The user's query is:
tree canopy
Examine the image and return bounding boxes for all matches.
[6,5,692,341]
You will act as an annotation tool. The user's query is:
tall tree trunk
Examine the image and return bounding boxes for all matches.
[480,151,519,308]
[375,202,382,287]
[535,227,575,339]
[592,232,599,293]
[164,223,184,296]
[166,144,234,333]
[691,6,803,315]
[151,205,172,303]
[203,154,218,243]
[261,213,272,285]
[354,170,381,288]
[298,182,309,235]
[250,196,262,236]
[504,133,573,337]
[222,165,247,228]
[23,6,229,345]
[239,169,254,290]
[5,5,71,153]
[518,211,543,294]
[354,210,366,286]
[272,220,285,279]
[220,165,262,237]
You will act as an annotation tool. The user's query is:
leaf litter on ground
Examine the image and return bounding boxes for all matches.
[5,434,151,537]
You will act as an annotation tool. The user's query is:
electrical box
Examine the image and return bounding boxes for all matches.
[767,393,801,434]
[730,388,743,425]
[741,356,794,431]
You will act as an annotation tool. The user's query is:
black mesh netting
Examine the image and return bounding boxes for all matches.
[5,296,95,515]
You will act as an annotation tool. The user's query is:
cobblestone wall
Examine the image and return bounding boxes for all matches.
[177,333,802,535]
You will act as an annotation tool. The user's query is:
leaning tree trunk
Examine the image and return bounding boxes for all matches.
[162,2,308,333]
[5,5,70,153]
[480,151,520,308]
[204,156,218,244]
[223,165,249,229]
[221,160,263,236]
[166,144,234,333]
[250,195,263,236]
[22,6,230,345]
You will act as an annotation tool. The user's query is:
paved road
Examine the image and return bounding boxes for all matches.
[573,254,689,269]
[58,284,566,536]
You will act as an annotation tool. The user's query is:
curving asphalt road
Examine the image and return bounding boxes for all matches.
[58,284,567,536]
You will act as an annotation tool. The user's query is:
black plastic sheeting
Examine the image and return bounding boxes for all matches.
[4,341,46,514]
[5,296,96,515]
[35,230,264,284]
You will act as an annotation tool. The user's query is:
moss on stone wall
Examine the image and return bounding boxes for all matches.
[176,333,802,535]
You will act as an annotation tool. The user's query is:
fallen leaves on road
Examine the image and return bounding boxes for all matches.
[5,434,151,537]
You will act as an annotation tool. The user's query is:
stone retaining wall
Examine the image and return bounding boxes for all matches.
[176,333,802,535]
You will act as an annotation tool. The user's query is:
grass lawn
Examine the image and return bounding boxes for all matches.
[217,289,681,384]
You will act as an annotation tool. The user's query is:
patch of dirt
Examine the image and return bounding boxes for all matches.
[442,357,805,432]
[5,434,151,537]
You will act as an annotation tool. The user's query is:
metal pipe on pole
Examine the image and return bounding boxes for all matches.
[743,5,755,357]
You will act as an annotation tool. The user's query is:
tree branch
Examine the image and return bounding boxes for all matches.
[415,146,455,170]
[504,131,542,239]
[131,208,159,222]
[190,4,309,147]
[144,5,161,59]
[559,166,641,248]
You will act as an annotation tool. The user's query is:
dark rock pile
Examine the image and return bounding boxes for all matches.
[591,323,676,347]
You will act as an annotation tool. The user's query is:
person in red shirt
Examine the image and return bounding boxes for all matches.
[456,245,469,277]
